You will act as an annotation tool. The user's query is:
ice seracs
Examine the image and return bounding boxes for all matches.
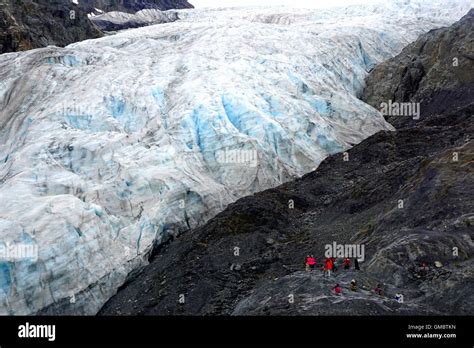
[0,0,472,315]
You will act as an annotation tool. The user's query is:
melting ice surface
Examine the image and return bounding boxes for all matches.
[0,0,472,314]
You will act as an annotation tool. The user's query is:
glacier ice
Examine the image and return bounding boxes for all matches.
[0,0,472,315]
[89,9,180,31]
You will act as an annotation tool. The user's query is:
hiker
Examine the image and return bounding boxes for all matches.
[374,284,383,296]
[354,258,360,270]
[350,279,357,291]
[332,257,339,273]
[324,257,333,277]
[420,262,428,276]
[395,293,404,303]
[306,255,316,271]
[343,257,351,270]
[334,283,341,296]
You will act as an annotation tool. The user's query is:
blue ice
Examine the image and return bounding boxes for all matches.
[109,96,126,118]
[317,133,343,154]
[151,87,166,110]
[307,98,331,115]
[46,55,81,67]
[65,115,93,129]
[0,262,11,295]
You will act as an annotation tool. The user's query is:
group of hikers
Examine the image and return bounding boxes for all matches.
[334,281,384,296]
[305,255,360,275]
[303,255,422,303]
[305,255,390,299]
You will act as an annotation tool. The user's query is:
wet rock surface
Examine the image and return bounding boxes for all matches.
[99,10,474,316]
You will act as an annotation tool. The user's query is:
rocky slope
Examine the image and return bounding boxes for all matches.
[362,8,474,128]
[99,9,474,316]
[0,0,102,53]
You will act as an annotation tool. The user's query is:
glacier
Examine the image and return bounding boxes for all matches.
[0,0,472,315]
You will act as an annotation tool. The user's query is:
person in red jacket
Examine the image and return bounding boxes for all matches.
[343,257,351,270]
[334,283,341,296]
[324,258,333,277]
[306,255,316,271]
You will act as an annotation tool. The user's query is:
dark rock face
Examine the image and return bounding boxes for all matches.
[0,0,103,53]
[362,9,474,128]
[99,10,473,316]
[0,0,193,53]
